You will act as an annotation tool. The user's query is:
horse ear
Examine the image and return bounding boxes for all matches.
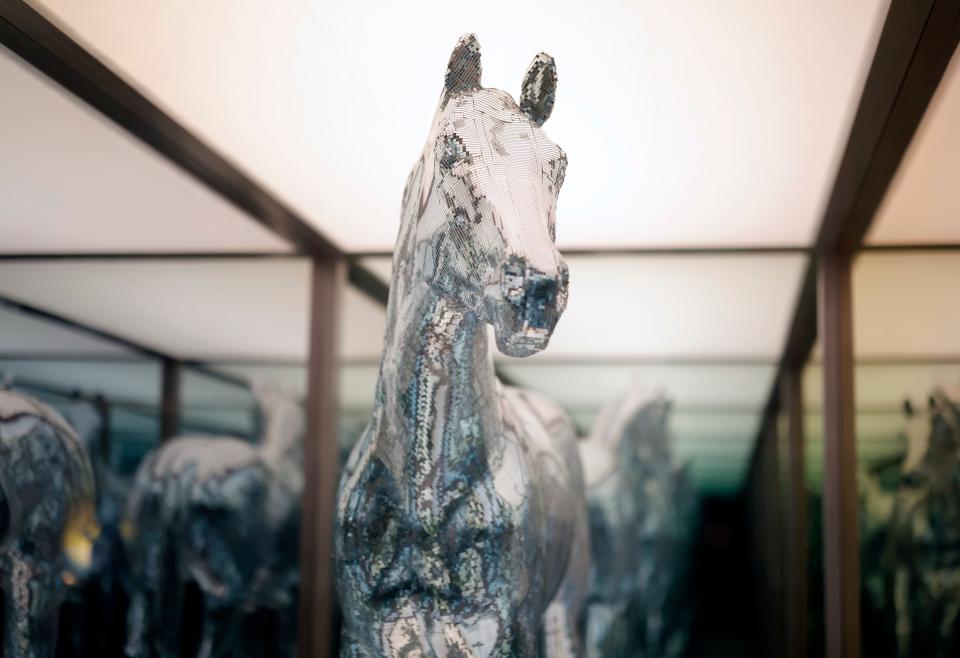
[444,33,482,99]
[519,52,557,126]
[903,398,915,418]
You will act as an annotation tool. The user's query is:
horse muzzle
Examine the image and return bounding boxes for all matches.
[493,256,568,357]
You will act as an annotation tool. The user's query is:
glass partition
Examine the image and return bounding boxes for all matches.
[0,306,163,656]
[0,255,313,657]
[852,251,960,657]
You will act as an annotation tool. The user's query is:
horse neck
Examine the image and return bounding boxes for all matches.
[257,402,303,470]
[373,160,501,488]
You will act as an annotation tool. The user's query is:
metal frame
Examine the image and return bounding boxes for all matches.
[781,366,808,658]
[746,2,960,657]
[298,257,345,658]
[818,253,859,657]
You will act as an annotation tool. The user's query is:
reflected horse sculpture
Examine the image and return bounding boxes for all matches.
[0,388,98,658]
[335,34,589,658]
[579,389,696,658]
[890,390,960,658]
[123,386,304,658]
[58,399,135,656]
[857,453,899,643]
[64,399,130,575]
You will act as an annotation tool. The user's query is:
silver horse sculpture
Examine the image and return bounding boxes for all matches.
[0,388,98,658]
[335,33,589,658]
[123,385,304,658]
[578,388,696,658]
[889,389,960,658]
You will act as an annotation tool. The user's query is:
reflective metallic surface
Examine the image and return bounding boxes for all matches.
[888,390,960,658]
[123,387,304,658]
[335,34,588,658]
[0,388,97,658]
[579,389,697,658]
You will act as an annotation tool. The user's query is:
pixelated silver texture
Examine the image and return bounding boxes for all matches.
[886,388,960,658]
[123,387,304,658]
[578,389,697,658]
[0,388,97,658]
[335,33,589,658]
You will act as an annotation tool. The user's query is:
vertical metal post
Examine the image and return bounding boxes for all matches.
[762,419,783,658]
[819,252,860,658]
[298,255,344,658]
[160,357,181,441]
[782,366,808,658]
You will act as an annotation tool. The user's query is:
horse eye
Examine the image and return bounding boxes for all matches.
[439,135,468,170]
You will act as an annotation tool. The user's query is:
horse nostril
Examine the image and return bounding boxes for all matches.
[524,274,559,305]
[501,256,564,331]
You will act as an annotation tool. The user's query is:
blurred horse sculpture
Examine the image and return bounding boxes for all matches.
[889,389,960,658]
[857,453,900,650]
[0,387,98,658]
[58,398,138,656]
[578,388,696,658]
[123,385,304,658]
[335,34,589,658]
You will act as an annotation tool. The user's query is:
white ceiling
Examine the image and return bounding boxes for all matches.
[867,47,960,245]
[34,0,888,252]
[0,46,291,255]
[0,259,386,361]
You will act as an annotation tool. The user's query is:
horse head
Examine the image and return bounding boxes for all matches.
[408,33,569,357]
[900,390,960,491]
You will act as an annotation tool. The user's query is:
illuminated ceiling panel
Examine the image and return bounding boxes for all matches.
[0,46,291,254]
[35,0,887,251]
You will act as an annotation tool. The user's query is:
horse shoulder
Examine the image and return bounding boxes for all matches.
[500,385,576,452]
[148,436,258,479]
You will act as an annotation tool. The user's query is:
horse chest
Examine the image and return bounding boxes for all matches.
[337,435,537,609]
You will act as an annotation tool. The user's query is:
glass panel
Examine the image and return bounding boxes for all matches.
[504,359,769,656]
[179,367,257,439]
[0,327,162,656]
[170,363,301,657]
[0,255,312,656]
[854,252,960,656]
